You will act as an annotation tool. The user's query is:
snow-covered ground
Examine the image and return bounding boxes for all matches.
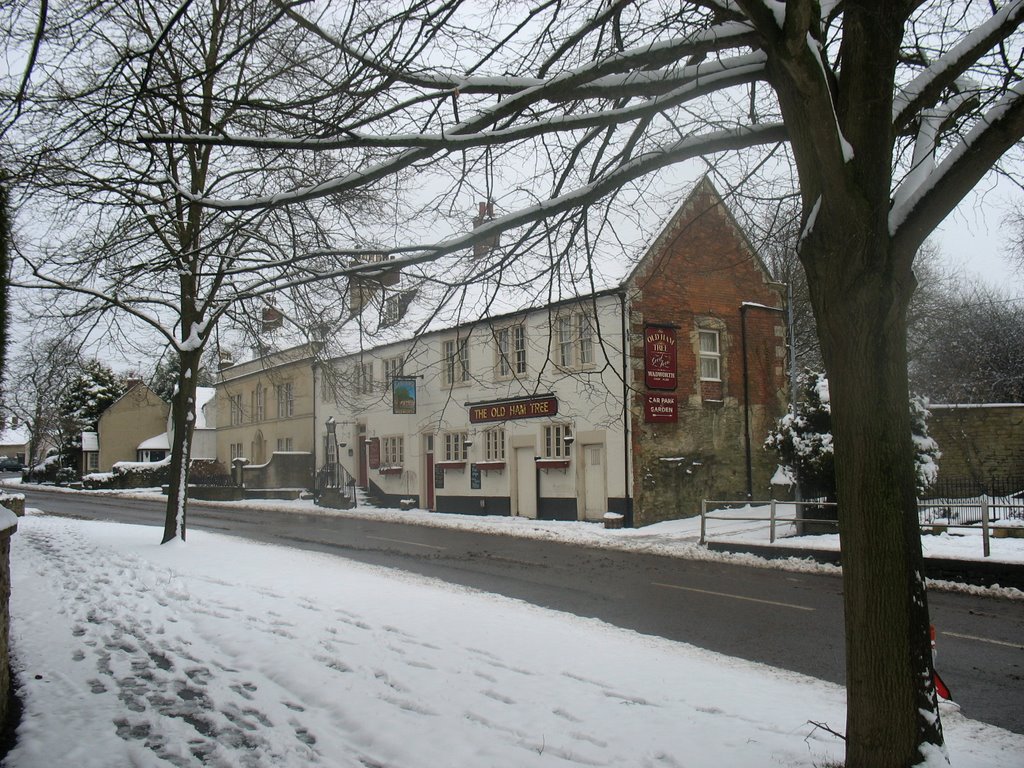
[6,512,1023,768]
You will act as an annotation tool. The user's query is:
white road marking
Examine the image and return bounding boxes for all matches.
[652,582,815,612]
[942,631,1023,650]
[366,535,446,551]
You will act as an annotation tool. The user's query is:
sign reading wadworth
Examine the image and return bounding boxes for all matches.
[644,393,678,423]
[644,325,678,390]
[469,395,559,423]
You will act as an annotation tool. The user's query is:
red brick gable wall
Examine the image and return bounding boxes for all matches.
[626,181,788,524]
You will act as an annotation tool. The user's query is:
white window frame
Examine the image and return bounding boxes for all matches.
[578,313,594,366]
[275,382,295,418]
[443,338,470,386]
[443,432,468,462]
[381,294,401,327]
[484,428,506,461]
[87,452,99,472]
[253,385,265,422]
[382,435,404,466]
[543,423,573,459]
[230,394,243,426]
[276,437,294,453]
[555,311,594,369]
[698,329,721,382]
[230,442,244,461]
[384,356,404,381]
[495,324,527,378]
[557,316,574,367]
[354,362,374,395]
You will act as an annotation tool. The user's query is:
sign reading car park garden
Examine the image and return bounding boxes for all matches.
[644,393,678,423]
[469,395,559,423]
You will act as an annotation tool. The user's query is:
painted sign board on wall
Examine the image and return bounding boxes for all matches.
[644,325,678,390]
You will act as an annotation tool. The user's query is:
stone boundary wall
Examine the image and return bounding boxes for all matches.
[928,404,1024,485]
[0,504,19,734]
[242,452,314,490]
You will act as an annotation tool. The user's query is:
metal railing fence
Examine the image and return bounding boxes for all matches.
[701,497,1023,559]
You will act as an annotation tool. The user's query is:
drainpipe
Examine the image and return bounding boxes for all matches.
[786,281,802,504]
[740,302,786,501]
[619,291,633,527]
[741,306,752,500]
[311,359,318,488]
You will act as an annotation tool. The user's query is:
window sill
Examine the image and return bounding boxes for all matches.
[476,461,506,472]
[535,459,570,470]
[435,461,466,471]
[378,466,404,475]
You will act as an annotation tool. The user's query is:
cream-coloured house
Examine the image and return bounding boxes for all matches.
[315,180,787,524]
[0,421,30,466]
[97,384,170,471]
[215,344,317,485]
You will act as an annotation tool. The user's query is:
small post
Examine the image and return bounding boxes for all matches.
[769,499,777,544]
[700,499,707,545]
[981,496,990,558]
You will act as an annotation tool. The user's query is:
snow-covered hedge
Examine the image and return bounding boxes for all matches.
[765,371,941,500]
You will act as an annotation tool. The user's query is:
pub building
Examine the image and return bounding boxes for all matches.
[315,179,788,527]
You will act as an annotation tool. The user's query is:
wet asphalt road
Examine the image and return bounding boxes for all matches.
[12,485,1024,734]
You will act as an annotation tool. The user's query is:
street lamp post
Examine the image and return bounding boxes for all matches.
[325,417,337,488]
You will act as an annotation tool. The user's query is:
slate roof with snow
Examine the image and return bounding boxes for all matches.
[0,426,30,446]
[137,433,170,451]
[220,178,761,369]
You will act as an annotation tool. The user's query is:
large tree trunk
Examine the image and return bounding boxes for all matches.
[808,234,943,766]
[162,347,202,544]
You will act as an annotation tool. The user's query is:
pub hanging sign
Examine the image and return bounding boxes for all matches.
[644,325,678,390]
[392,377,417,415]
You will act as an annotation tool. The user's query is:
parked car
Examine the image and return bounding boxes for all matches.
[0,457,25,472]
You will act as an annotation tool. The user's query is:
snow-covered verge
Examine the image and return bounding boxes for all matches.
[6,514,1020,768]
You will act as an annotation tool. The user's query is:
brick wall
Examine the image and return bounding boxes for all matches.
[627,179,788,525]
[927,404,1024,486]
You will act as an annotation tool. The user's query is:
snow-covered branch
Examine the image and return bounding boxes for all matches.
[890,83,1024,248]
[892,0,1024,131]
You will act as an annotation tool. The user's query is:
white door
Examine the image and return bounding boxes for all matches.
[515,447,537,519]
[583,444,606,520]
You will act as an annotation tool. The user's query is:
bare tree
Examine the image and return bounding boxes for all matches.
[5,0,378,543]
[1,335,84,465]
[910,279,1024,402]
[139,2,1024,764]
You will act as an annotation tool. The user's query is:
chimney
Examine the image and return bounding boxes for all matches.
[473,201,498,257]
[261,304,284,332]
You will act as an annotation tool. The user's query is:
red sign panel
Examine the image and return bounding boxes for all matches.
[644,393,678,423]
[644,325,677,390]
[470,396,559,423]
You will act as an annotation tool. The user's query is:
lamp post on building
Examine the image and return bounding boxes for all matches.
[325,417,337,488]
